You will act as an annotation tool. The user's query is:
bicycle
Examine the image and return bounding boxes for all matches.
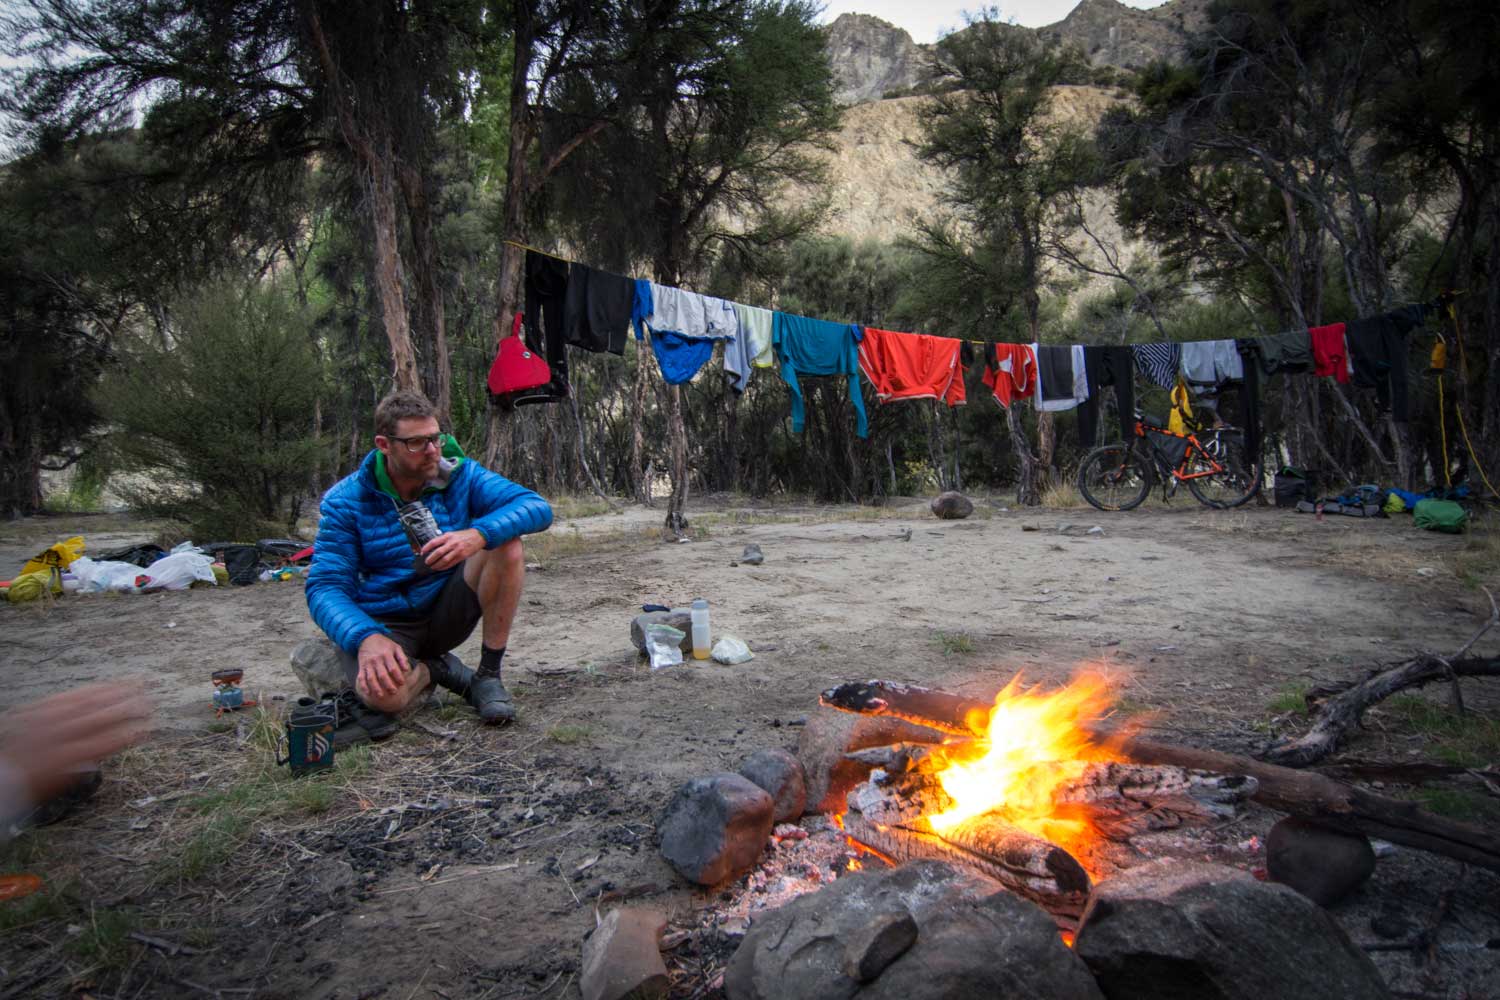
[1077,413,1263,511]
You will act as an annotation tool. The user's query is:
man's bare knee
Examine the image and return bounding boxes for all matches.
[357,663,429,715]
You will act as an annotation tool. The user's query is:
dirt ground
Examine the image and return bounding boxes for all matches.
[2,495,1498,999]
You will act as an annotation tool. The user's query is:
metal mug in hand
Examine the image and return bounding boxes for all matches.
[396,499,441,575]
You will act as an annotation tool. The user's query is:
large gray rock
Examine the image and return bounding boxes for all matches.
[581,906,669,1000]
[929,492,974,520]
[1266,817,1375,906]
[737,749,806,823]
[725,860,1104,1000]
[289,637,348,697]
[1073,860,1391,1000]
[797,709,947,814]
[739,543,764,566]
[824,13,936,105]
[630,610,693,655]
[658,773,774,886]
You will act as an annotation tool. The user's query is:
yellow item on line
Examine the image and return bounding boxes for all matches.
[1167,377,1195,435]
[1438,375,1452,488]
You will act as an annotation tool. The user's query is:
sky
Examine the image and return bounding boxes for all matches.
[818,1,1167,42]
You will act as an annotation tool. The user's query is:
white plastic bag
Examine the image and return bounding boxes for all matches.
[646,623,685,670]
[69,556,146,593]
[711,636,754,665]
[140,551,217,591]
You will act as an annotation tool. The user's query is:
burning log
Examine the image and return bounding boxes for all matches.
[845,759,1257,840]
[840,808,1091,927]
[821,679,1500,874]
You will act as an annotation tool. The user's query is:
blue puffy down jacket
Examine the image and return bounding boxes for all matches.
[305,450,553,653]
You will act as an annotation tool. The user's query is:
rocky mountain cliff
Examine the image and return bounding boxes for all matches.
[825,0,1208,107]
[824,13,935,106]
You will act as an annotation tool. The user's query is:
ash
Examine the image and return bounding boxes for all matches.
[704,814,882,938]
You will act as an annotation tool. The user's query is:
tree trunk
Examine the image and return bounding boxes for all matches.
[665,383,688,535]
[1005,404,1040,506]
[399,165,451,424]
[631,337,651,504]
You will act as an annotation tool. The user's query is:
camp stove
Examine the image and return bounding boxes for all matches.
[211,668,257,715]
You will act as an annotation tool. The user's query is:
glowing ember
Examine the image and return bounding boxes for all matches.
[926,673,1120,855]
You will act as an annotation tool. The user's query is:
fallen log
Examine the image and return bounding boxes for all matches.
[822,679,1500,873]
[1099,729,1500,873]
[840,808,1090,927]
[1264,655,1500,767]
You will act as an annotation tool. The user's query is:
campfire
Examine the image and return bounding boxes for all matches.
[824,676,1259,928]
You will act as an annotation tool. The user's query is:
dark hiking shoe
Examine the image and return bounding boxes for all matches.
[468,667,516,725]
[327,689,399,744]
[20,765,103,829]
[425,653,475,697]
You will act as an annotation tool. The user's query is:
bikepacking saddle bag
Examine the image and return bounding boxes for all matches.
[487,313,554,400]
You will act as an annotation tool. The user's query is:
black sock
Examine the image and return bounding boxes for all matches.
[480,644,505,674]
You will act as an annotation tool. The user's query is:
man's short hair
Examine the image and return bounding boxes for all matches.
[374,390,438,438]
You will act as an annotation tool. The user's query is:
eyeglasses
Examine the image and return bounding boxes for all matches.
[389,433,444,453]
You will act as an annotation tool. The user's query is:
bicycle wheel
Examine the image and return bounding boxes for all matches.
[1078,443,1153,511]
[1186,433,1262,508]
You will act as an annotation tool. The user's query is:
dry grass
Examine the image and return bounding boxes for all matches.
[1039,481,1089,509]
[523,524,659,563]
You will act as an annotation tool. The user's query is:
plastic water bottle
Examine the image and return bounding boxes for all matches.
[690,599,710,660]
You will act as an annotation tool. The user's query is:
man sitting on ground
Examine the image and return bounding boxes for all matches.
[305,390,552,732]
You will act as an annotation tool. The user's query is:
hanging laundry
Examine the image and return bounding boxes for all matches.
[1347,304,1429,422]
[631,279,653,341]
[519,250,572,403]
[1130,342,1180,390]
[1031,343,1088,412]
[562,263,633,355]
[730,303,774,367]
[772,312,868,438]
[1245,330,1313,377]
[1078,345,1136,447]
[1235,340,1264,460]
[724,302,775,393]
[651,331,719,385]
[1168,376,1195,434]
[980,343,1037,408]
[858,327,965,406]
[1308,322,1350,383]
[643,283,736,341]
[1179,339,1244,389]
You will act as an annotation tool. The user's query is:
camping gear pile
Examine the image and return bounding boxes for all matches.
[2,537,314,602]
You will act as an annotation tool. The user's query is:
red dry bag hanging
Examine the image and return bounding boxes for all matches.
[487,313,552,396]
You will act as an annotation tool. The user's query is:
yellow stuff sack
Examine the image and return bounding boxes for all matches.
[6,568,62,603]
[21,536,85,576]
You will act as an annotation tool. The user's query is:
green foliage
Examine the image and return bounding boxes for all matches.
[935,631,975,656]
[96,279,329,539]
[1267,684,1310,717]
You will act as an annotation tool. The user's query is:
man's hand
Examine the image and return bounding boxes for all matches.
[420,528,486,573]
[0,681,151,804]
[357,633,412,700]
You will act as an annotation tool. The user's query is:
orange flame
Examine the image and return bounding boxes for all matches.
[926,672,1119,855]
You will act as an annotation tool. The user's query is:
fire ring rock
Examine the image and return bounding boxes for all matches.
[1073,859,1391,1000]
[580,906,669,1000]
[1266,817,1376,906]
[930,491,974,519]
[725,860,1104,1000]
[630,610,694,655]
[658,773,774,886]
[737,748,807,823]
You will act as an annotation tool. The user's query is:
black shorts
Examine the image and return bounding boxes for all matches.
[340,570,483,686]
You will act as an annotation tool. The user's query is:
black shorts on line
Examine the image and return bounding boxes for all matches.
[339,569,482,687]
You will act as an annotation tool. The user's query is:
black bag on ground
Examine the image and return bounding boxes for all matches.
[222,545,262,586]
[96,543,167,568]
[1274,467,1318,508]
[1146,429,1190,469]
